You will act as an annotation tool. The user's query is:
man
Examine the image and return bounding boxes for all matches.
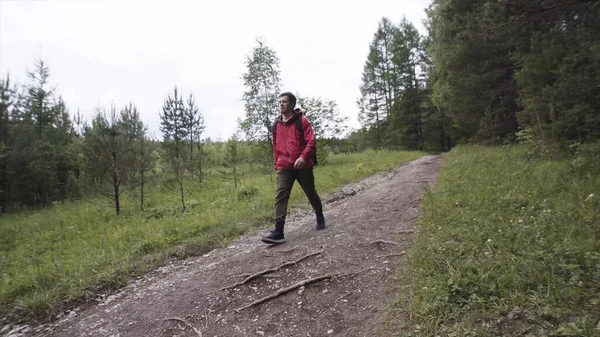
[261,92,325,244]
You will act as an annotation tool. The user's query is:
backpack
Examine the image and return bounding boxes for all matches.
[272,116,318,165]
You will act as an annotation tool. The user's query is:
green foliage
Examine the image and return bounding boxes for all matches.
[297,94,349,165]
[426,0,600,146]
[221,133,241,188]
[0,150,425,323]
[393,144,600,336]
[184,93,207,182]
[356,16,441,151]
[82,104,146,215]
[160,87,191,212]
[239,38,282,144]
[0,59,79,210]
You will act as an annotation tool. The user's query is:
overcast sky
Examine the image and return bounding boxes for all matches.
[1,0,431,141]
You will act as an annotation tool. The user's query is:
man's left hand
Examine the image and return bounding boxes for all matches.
[294,157,305,169]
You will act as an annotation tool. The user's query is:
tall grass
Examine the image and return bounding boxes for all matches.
[393,144,600,336]
[0,149,426,323]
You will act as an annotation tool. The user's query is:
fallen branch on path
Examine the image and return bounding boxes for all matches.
[220,249,324,291]
[370,239,398,246]
[215,298,234,312]
[164,317,203,336]
[394,230,415,234]
[335,291,354,303]
[234,267,379,313]
[234,275,331,313]
[376,251,406,259]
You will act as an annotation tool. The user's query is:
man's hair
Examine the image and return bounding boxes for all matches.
[279,92,296,108]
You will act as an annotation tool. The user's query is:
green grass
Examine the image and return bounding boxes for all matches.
[390,144,600,336]
[0,149,426,323]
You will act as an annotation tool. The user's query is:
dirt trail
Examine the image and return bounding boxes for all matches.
[17,155,442,337]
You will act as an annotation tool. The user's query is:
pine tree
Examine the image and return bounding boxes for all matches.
[160,86,189,212]
[0,75,16,213]
[83,104,137,215]
[357,17,400,148]
[184,93,207,183]
[222,133,241,188]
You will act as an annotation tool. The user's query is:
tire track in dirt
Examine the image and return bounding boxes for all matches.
[21,155,442,337]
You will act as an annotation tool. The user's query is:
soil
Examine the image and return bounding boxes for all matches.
[6,155,442,337]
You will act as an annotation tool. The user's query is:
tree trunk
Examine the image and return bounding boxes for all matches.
[0,156,6,214]
[189,135,194,178]
[140,169,145,210]
[112,151,121,216]
[178,169,186,213]
[233,166,237,189]
[114,182,120,216]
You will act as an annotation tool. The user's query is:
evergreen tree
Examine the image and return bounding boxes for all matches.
[222,133,240,188]
[357,17,400,148]
[6,58,78,208]
[0,75,16,213]
[184,93,207,183]
[160,86,189,212]
[83,104,137,215]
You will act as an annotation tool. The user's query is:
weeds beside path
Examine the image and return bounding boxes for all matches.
[391,144,600,337]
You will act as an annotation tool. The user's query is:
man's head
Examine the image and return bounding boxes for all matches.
[279,92,296,115]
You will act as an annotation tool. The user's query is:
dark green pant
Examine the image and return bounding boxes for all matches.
[274,169,323,224]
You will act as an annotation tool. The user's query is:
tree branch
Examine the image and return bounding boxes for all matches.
[234,267,378,313]
[480,0,597,37]
[220,249,323,291]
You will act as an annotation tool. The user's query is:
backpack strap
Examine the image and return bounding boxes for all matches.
[296,116,304,140]
[272,120,278,143]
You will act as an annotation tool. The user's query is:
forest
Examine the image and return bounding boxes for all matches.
[1,0,598,214]
[1,0,599,333]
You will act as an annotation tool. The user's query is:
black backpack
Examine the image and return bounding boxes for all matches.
[272,116,318,165]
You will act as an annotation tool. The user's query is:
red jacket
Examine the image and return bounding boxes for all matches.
[272,110,316,171]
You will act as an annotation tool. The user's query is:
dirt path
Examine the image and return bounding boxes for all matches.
[18,155,442,337]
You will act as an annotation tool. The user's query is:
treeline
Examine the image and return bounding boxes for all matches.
[3,1,596,212]
[351,0,599,151]
[0,39,350,214]
[352,17,450,151]
[1,61,80,213]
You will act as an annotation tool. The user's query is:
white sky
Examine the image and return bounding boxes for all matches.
[0,0,431,141]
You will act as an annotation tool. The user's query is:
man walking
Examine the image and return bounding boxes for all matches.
[261,92,325,244]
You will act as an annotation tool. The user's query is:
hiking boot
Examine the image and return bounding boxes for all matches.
[262,221,285,244]
[261,230,285,244]
[316,213,326,230]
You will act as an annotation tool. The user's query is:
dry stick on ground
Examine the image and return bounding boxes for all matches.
[335,291,354,303]
[164,317,203,337]
[215,298,234,312]
[394,230,415,234]
[220,249,324,291]
[370,239,398,246]
[234,275,331,313]
[234,267,379,313]
[376,251,406,259]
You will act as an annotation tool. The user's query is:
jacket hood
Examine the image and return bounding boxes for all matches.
[276,108,303,123]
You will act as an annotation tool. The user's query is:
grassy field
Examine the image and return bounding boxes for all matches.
[0,149,426,323]
[390,143,600,336]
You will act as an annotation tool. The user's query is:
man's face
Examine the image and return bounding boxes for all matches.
[279,96,292,114]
